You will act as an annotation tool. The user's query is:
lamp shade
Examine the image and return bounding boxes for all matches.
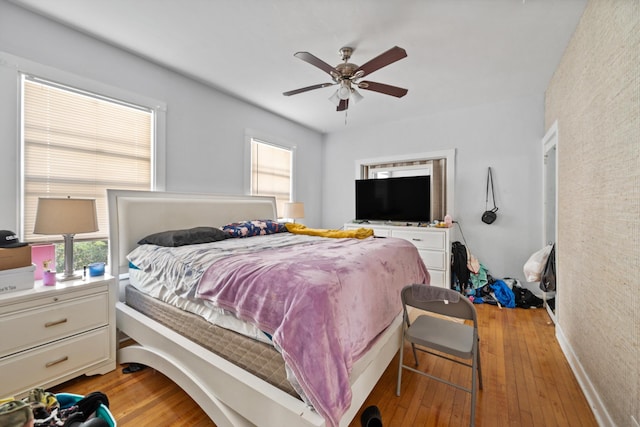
[283,202,305,219]
[34,197,98,235]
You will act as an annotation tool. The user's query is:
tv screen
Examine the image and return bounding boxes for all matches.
[355,176,431,223]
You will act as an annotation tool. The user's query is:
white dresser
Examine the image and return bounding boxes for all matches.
[0,275,116,398]
[344,223,451,288]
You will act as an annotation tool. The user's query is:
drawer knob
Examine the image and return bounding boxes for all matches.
[45,356,69,368]
[412,238,423,241]
[44,318,68,328]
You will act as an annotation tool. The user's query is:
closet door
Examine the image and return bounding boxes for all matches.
[542,122,558,323]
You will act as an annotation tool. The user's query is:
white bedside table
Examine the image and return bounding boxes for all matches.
[0,274,116,399]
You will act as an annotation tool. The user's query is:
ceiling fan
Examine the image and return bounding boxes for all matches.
[283,46,408,112]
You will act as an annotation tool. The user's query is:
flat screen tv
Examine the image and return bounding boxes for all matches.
[355,176,431,223]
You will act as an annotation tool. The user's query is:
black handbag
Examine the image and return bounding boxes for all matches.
[540,243,556,292]
[481,167,498,224]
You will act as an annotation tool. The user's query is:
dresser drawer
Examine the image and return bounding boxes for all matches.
[427,270,446,288]
[370,227,391,237]
[418,250,447,270]
[392,229,446,250]
[0,327,110,398]
[0,293,109,357]
[345,223,451,290]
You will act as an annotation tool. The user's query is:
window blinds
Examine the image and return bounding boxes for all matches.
[22,76,153,242]
[250,139,291,217]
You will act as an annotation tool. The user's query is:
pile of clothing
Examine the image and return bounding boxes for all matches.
[451,241,543,309]
[0,388,110,427]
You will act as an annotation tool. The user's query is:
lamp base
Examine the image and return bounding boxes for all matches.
[60,233,80,282]
[58,272,82,282]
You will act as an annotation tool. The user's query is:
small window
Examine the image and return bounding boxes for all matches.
[250,138,292,217]
[21,75,154,269]
[361,157,448,222]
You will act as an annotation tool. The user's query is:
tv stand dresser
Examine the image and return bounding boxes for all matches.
[344,223,451,288]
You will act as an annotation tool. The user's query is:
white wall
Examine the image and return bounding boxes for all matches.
[0,1,324,231]
[322,95,545,284]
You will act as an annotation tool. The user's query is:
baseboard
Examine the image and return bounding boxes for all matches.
[556,324,614,427]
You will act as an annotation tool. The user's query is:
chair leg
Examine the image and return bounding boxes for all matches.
[411,343,419,366]
[396,340,405,396]
[470,347,477,427]
[477,338,483,390]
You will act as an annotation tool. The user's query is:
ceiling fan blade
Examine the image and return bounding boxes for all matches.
[294,52,339,77]
[337,99,349,111]
[283,82,335,96]
[358,81,408,98]
[355,46,407,77]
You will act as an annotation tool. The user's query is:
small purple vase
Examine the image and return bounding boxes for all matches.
[43,270,56,286]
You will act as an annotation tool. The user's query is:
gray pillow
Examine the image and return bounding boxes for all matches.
[138,226,231,247]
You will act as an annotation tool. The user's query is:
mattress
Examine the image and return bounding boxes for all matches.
[124,284,298,398]
[128,267,272,344]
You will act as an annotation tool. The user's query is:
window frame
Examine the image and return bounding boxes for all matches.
[21,75,154,243]
[7,53,167,240]
[244,130,297,218]
[356,149,456,218]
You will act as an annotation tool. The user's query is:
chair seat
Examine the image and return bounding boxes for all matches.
[406,314,474,359]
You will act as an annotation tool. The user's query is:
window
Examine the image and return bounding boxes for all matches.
[21,75,154,268]
[250,138,292,217]
[357,150,456,221]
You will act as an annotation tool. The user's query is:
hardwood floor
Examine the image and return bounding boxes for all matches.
[50,304,597,426]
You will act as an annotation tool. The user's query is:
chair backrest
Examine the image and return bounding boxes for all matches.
[401,284,477,324]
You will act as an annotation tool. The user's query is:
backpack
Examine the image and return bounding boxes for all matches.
[513,286,544,308]
[451,241,470,289]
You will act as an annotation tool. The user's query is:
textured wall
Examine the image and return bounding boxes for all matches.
[545,0,639,425]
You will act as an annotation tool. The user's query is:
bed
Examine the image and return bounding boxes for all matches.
[107,189,429,427]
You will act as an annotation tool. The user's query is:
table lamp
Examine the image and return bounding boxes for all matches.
[283,202,305,223]
[34,197,98,281]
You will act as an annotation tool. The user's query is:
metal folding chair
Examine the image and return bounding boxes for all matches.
[396,284,483,427]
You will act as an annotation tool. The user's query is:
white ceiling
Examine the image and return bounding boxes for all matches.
[10,0,587,134]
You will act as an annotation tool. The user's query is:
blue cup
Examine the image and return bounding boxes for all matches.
[88,262,105,277]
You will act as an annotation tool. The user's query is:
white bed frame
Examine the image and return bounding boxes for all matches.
[107,189,402,427]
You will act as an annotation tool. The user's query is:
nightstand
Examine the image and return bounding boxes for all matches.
[0,274,116,398]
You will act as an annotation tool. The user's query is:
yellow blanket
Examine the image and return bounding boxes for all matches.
[285,223,374,239]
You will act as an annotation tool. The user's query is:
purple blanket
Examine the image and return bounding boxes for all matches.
[196,236,429,427]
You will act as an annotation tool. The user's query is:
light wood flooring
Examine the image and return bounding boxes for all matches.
[50,304,598,426]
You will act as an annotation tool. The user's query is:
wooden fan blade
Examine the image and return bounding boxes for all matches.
[294,52,339,76]
[283,82,335,96]
[355,46,407,77]
[337,99,349,111]
[359,81,408,98]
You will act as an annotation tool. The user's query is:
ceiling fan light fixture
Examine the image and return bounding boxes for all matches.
[328,90,340,106]
[337,81,351,100]
[351,88,364,103]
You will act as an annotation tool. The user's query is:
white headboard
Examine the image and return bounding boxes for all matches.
[107,189,277,279]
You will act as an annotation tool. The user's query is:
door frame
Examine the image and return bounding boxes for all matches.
[542,120,558,323]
